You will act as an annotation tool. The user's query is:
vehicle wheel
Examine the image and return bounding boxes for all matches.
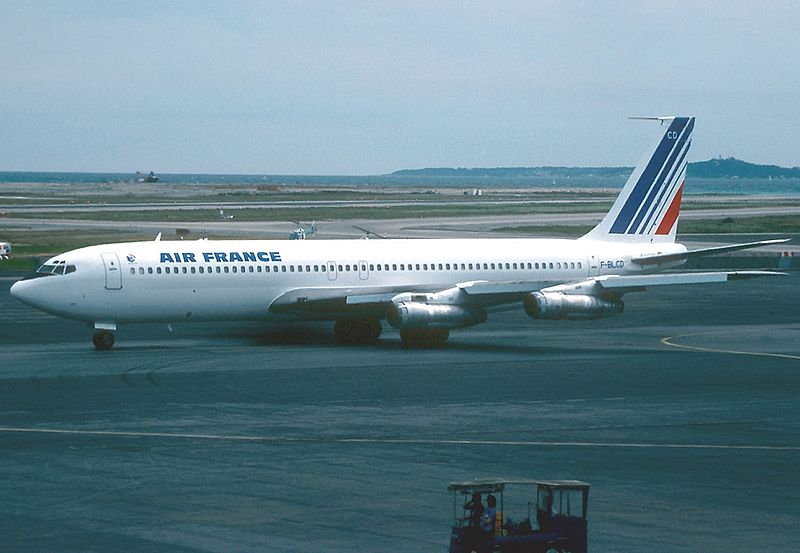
[400,328,449,349]
[92,330,115,350]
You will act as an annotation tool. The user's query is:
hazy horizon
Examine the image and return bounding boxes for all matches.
[3,2,799,174]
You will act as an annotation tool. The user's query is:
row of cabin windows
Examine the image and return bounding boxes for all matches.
[128,260,583,276]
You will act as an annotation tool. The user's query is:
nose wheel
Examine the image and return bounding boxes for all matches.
[92,330,116,350]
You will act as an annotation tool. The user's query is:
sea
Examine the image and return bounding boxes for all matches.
[2,171,800,196]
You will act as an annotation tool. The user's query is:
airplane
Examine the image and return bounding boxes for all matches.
[10,116,787,350]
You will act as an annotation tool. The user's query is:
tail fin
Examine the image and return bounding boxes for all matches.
[580,116,694,243]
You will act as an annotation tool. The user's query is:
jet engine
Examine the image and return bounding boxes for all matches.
[524,291,623,320]
[387,301,487,329]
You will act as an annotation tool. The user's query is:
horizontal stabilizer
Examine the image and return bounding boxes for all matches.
[632,238,791,265]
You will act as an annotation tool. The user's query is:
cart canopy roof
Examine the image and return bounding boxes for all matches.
[447,479,590,493]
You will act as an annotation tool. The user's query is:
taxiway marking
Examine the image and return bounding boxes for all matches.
[0,426,797,451]
[661,332,800,361]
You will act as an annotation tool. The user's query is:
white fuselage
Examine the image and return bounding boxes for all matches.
[10,237,685,326]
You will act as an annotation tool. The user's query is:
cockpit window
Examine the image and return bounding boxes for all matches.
[35,260,76,276]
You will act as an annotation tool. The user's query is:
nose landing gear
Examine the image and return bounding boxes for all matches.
[92,323,117,350]
[92,330,116,350]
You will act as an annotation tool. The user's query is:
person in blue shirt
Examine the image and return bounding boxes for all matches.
[481,494,497,536]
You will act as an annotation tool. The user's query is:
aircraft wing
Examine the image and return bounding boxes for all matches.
[454,270,785,300]
[269,270,784,316]
[579,270,786,294]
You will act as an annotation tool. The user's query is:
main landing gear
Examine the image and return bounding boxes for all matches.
[334,317,383,345]
[92,330,116,350]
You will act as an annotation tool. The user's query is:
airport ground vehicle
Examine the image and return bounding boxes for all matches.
[448,479,590,553]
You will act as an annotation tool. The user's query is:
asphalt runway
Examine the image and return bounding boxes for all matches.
[1,275,799,552]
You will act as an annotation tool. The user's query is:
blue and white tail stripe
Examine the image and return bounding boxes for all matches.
[609,117,693,234]
[580,116,695,244]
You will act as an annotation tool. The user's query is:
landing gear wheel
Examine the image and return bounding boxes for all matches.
[334,317,382,345]
[399,328,449,349]
[92,330,115,350]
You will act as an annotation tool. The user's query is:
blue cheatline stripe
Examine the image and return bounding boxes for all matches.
[630,119,694,234]
[639,139,691,234]
[609,117,691,234]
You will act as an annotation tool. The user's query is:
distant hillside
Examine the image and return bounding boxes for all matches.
[392,158,800,179]
[688,157,800,179]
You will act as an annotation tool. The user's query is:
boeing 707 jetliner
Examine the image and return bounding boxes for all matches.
[10,117,786,349]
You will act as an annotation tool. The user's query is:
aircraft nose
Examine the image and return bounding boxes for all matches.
[9,279,40,307]
[10,279,29,302]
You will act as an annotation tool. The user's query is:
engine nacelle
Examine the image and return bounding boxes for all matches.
[387,302,487,329]
[524,292,623,320]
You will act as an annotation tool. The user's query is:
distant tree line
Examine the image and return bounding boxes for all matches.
[393,157,800,179]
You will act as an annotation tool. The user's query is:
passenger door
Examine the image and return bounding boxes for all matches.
[101,253,122,290]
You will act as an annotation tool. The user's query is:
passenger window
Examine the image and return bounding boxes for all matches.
[130,268,135,275]
[571,262,575,269]
[557,262,561,269]
[232,266,238,273]
[191,267,196,274]
[338,265,343,272]
[216,267,222,273]
[392,264,397,271]
[490,263,495,270]
[157,267,162,274]
[290,266,295,272]
[305,265,310,272]
[281,266,287,272]
[139,267,145,275]
[224,267,230,273]
[415,264,420,270]
[535,263,539,269]
[384,264,389,271]
[578,262,582,269]
[298,265,303,272]
[445,263,450,270]
[438,264,443,270]
[505,263,510,269]
[423,264,428,270]
[549,263,554,269]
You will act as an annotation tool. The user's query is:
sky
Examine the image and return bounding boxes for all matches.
[1,1,799,174]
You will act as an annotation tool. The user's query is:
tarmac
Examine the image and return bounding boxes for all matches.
[1,273,799,552]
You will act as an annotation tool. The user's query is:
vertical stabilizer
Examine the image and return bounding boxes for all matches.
[580,116,694,243]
